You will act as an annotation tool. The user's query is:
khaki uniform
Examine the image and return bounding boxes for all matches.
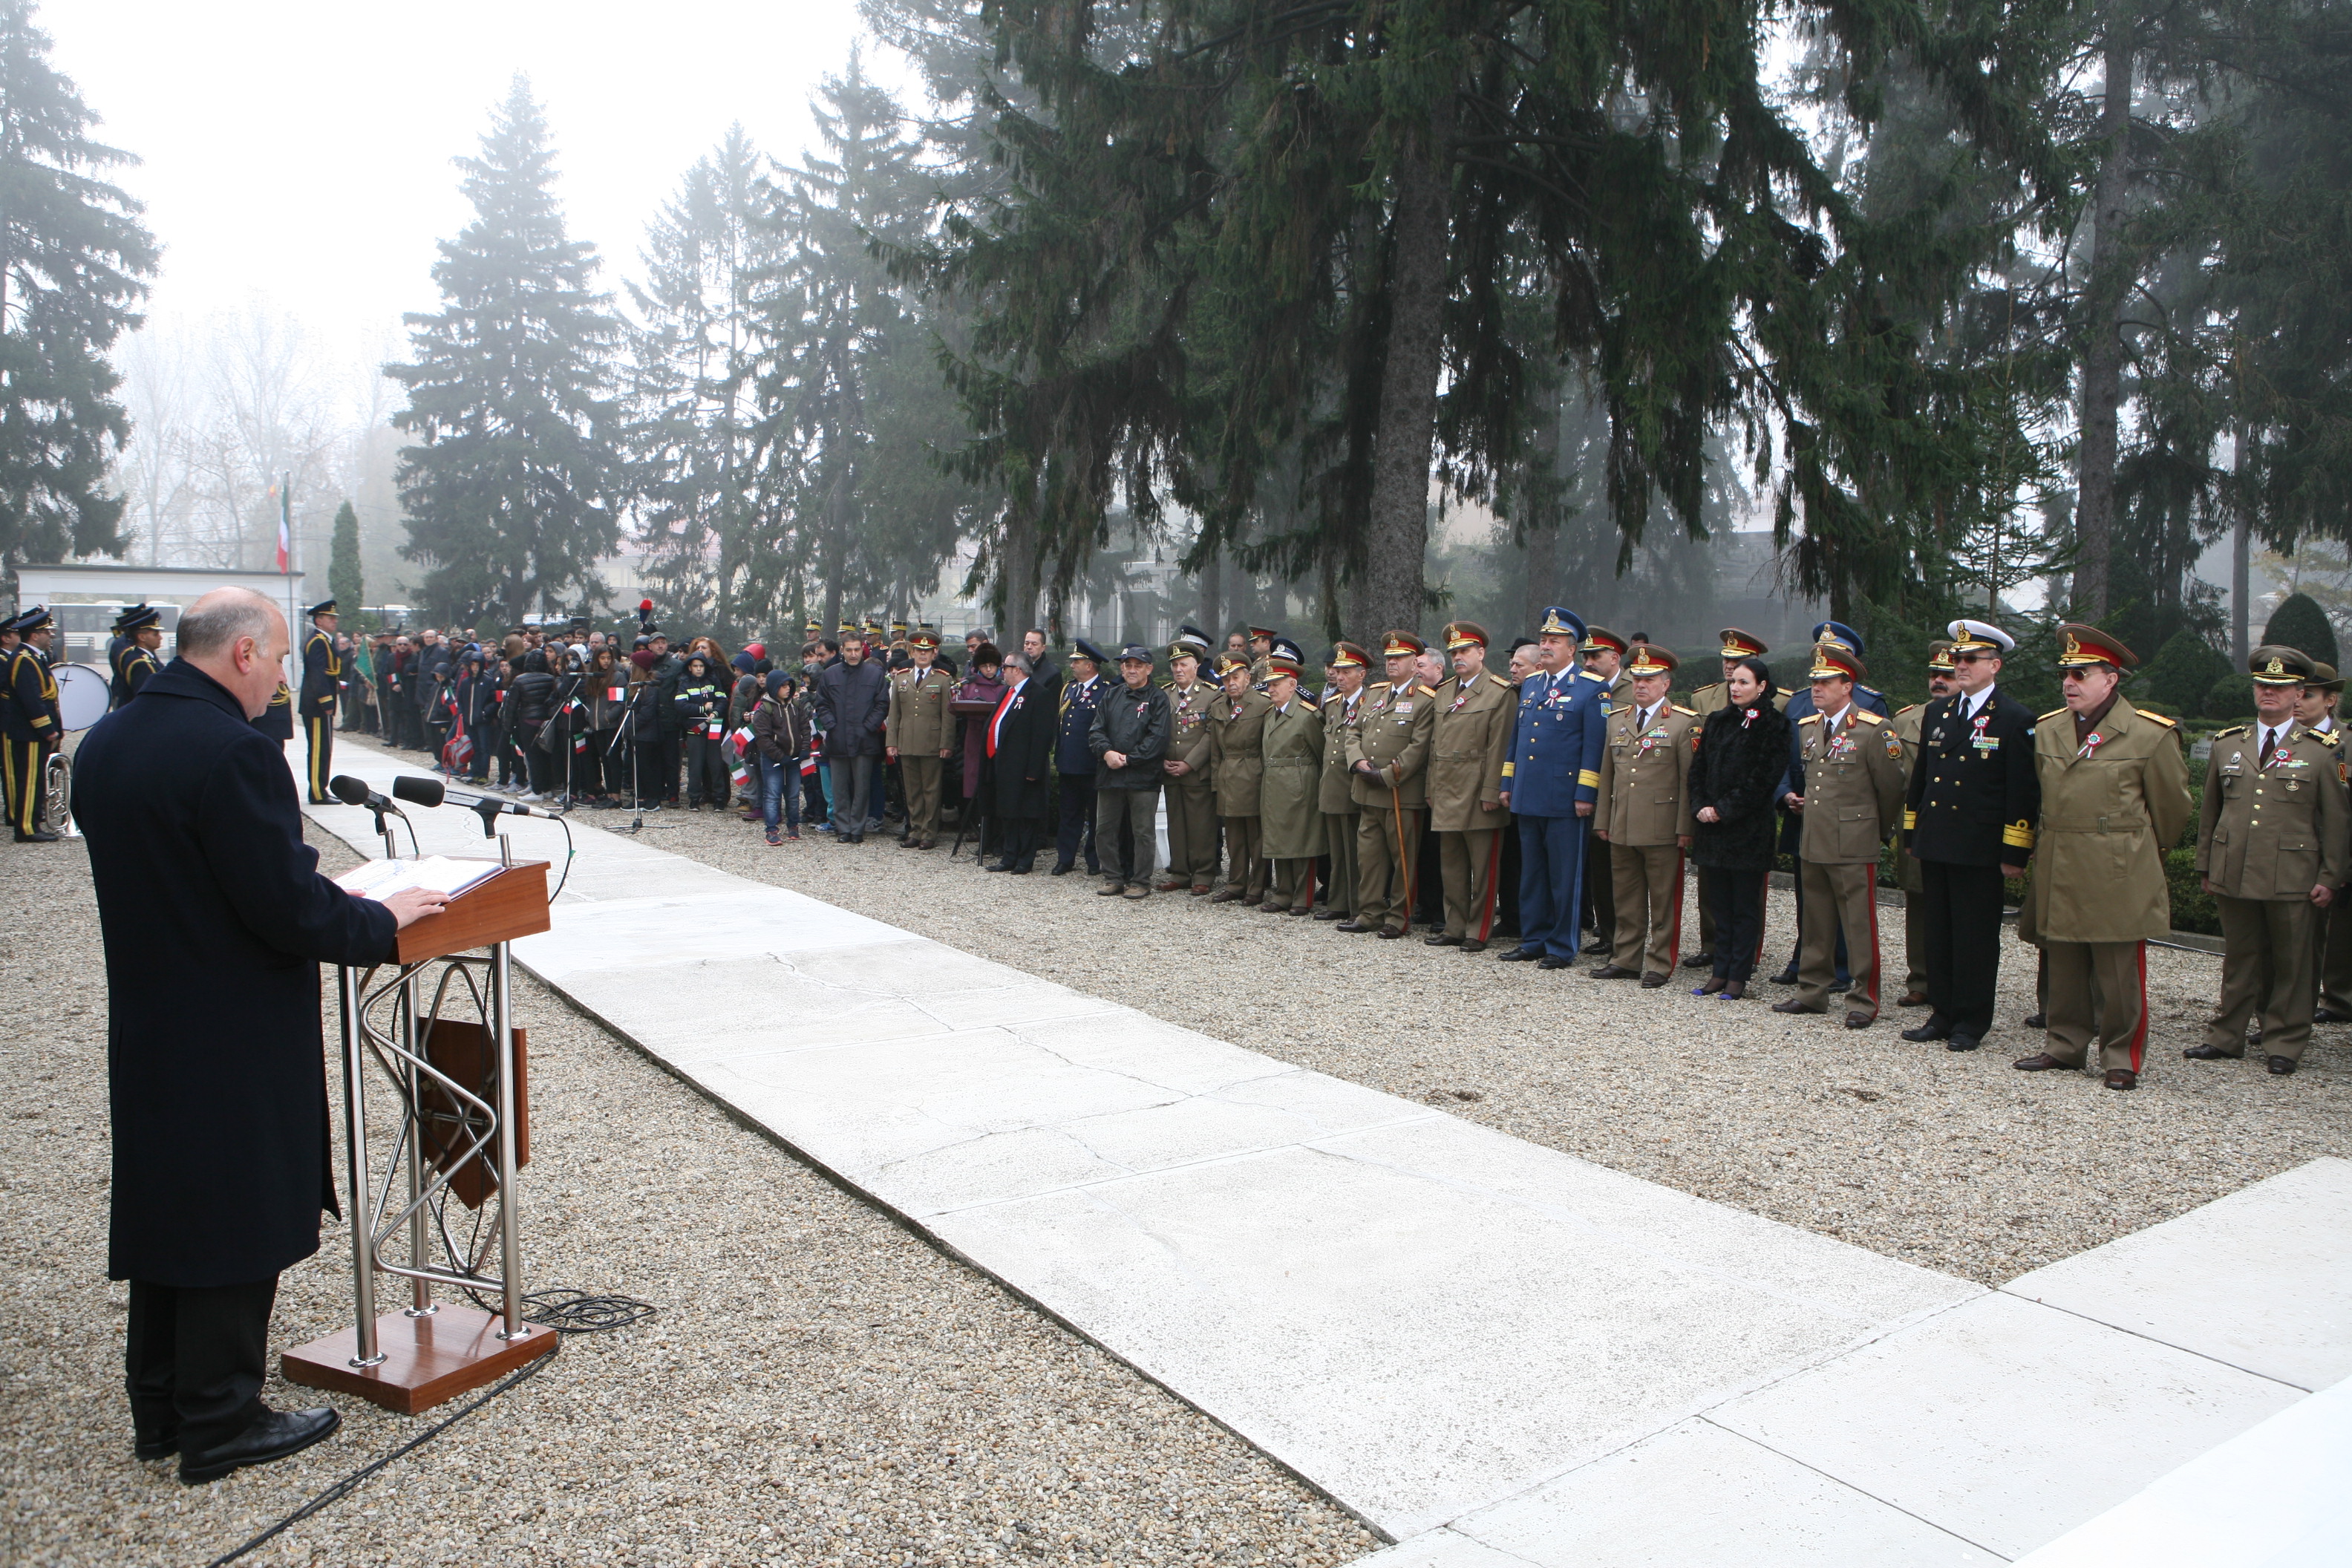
[1259,697,1327,909]
[2027,701,2192,1071]
[1891,702,1930,996]
[1790,707,1908,1016]
[887,664,957,846]
[1209,687,1273,901]
[1584,672,1635,949]
[1425,670,1517,941]
[2196,723,2350,1062]
[1345,681,1437,930]
[1162,679,1221,889]
[1595,700,1699,976]
[2307,721,2352,1016]
[1318,688,1365,917]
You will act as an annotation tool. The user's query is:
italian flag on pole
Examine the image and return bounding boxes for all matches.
[269,481,290,572]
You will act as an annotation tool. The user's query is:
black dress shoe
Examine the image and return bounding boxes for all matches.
[1376,926,1408,939]
[985,860,1013,872]
[1497,945,1544,962]
[1313,909,1347,921]
[2268,1056,2299,1076]
[2314,1008,2352,1025]
[2022,1011,2047,1030]
[1050,862,1074,876]
[14,829,59,843]
[2013,1052,2067,1071]
[1846,1011,1876,1030]
[2183,1044,2244,1061]
[1682,951,1715,969]
[1581,937,1610,955]
[1538,953,1575,970]
[1335,919,1371,932]
[1771,999,1825,1015]
[1461,939,1489,954]
[1768,967,1800,986]
[180,1405,339,1485]
[1425,932,1463,947]
[1900,1020,1952,1042]
[134,1430,178,1461]
[1640,972,1668,987]
[1589,964,1639,980]
[1945,1033,1980,1052]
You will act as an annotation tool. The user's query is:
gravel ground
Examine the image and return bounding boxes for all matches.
[0,826,1376,1568]
[570,770,2351,1288]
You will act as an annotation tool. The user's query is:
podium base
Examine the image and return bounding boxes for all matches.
[282,1306,557,1414]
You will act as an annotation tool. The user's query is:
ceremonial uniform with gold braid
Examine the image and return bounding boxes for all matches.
[4,618,61,840]
[299,618,340,803]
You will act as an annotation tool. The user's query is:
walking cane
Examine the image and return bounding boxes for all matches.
[1391,775,1414,935]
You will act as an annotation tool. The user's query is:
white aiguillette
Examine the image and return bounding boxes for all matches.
[335,855,503,903]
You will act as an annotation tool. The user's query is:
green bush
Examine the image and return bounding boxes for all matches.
[2262,591,2339,669]
[2203,673,2255,721]
[2141,630,2234,713]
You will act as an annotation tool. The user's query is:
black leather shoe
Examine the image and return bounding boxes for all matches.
[1376,926,1408,939]
[2022,1011,2047,1030]
[1846,1011,1876,1030]
[985,860,1013,872]
[1768,967,1800,986]
[2314,1008,2352,1024]
[1335,919,1372,932]
[1640,972,1668,988]
[1460,940,1489,954]
[1681,952,1715,970]
[2268,1056,2299,1076]
[1538,953,1575,970]
[2183,1044,2244,1061]
[1901,1020,1952,1042]
[1313,909,1347,921]
[2013,1053,2067,1071]
[134,1429,178,1461]
[1050,862,1074,876]
[1424,932,1463,947]
[1497,945,1544,962]
[1589,964,1640,980]
[13,829,59,843]
[2103,1068,2138,1091]
[1945,1033,1980,1052]
[1771,999,1824,1015]
[179,1405,339,1485]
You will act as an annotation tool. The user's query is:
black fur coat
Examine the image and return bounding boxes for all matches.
[1688,700,1794,871]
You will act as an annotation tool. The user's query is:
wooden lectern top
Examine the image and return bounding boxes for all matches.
[393,859,552,963]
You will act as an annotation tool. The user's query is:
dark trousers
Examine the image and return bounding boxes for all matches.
[525,741,556,796]
[1708,866,1769,982]
[4,737,46,837]
[996,816,1042,870]
[1918,858,2007,1040]
[1096,785,1159,883]
[1515,813,1590,958]
[125,1275,277,1452]
[1055,775,1098,872]
[685,734,728,806]
[829,754,875,834]
[1584,832,1616,950]
[303,714,333,801]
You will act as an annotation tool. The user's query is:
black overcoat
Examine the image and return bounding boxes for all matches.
[74,659,398,1287]
[1688,700,1794,872]
[990,673,1061,820]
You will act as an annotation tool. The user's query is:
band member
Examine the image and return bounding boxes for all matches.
[4,607,62,842]
[1592,645,1697,985]
[2013,625,2190,1091]
[298,599,341,803]
[2186,647,2348,1076]
[1901,619,2039,1055]
[1425,622,1515,951]
[1498,608,1609,967]
[1773,645,1906,1027]
[109,604,166,709]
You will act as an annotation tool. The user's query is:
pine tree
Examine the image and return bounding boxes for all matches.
[388,77,624,627]
[328,498,363,626]
[2261,590,2336,670]
[0,0,157,581]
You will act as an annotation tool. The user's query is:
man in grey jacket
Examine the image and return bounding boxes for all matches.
[814,635,891,843]
[1089,645,1174,898]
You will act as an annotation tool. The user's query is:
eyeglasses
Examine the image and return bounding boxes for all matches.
[1952,651,1996,663]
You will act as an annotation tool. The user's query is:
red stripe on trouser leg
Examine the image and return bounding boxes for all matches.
[1860,866,1881,1011]
[2131,941,2148,1073]
[1475,831,1500,942]
[1667,851,1685,968]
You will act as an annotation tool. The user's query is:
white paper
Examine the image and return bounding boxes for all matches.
[334,855,500,902]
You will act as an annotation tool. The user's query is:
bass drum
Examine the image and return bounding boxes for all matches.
[53,662,110,731]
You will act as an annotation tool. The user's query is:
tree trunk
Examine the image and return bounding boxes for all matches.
[2072,12,2134,620]
[1359,97,1455,636]
[2231,419,2252,664]
[1198,547,1222,641]
[998,505,1037,639]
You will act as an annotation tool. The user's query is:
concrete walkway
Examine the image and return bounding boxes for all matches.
[299,736,2351,1561]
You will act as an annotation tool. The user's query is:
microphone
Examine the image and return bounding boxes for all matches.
[330,774,405,816]
[390,774,445,809]
[393,774,564,832]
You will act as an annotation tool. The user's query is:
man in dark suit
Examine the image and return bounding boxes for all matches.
[986,651,1060,872]
[74,587,445,1485]
[1902,618,2041,1054]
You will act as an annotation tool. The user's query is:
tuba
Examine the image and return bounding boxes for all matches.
[42,746,70,835]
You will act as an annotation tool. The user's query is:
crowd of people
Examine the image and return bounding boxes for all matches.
[299,597,2352,1096]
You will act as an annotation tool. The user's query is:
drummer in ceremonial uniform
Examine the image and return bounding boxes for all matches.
[1901,619,2039,1054]
[1577,626,1630,956]
[4,607,62,842]
[1592,644,1697,984]
[1425,622,1516,951]
[108,604,166,709]
[2186,647,2348,1075]
[1498,607,1610,967]
[1157,626,1221,893]
[1682,628,1783,969]
[1772,644,1906,1026]
[298,598,342,803]
[2013,625,2191,1091]
[1344,631,1437,937]
[1889,640,1960,1006]
[1316,642,1373,921]
[886,627,956,849]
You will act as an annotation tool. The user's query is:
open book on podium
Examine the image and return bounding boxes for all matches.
[284,854,557,1413]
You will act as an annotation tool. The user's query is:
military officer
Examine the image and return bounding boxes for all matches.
[109,604,166,709]
[1157,627,1222,893]
[886,629,957,849]
[1257,654,1326,913]
[1208,652,1273,903]
[1890,641,1960,1006]
[1247,626,1281,662]
[4,607,62,842]
[2292,664,2352,1023]
[1498,607,1610,967]
[1902,619,2040,1054]
[1592,644,1698,984]
[297,598,342,803]
[1580,626,1629,693]
[1682,627,1783,969]
[1575,626,1631,954]
[2185,647,2348,1074]
[1768,621,1892,987]
[1316,643,1372,921]
[1771,646,1907,1026]
[1424,621,1516,951]
[1345,632,1438,937]
[2013,625,2192,1091]
[1053,639,1108,875]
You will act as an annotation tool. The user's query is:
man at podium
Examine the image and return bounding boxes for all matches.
[74,587,447,1485]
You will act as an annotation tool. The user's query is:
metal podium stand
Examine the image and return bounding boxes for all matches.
[282,844,558,1414]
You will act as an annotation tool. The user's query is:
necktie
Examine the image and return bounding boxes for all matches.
[2260,728,2277,769]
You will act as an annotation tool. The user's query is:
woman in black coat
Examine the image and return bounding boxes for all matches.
[1687,655,1792,997]
[985,658,1060,872]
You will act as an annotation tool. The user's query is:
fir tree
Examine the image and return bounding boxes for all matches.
[328,499,363,626]
[388,77,624,627]
[0,0,156,581]
[2261,590,2336,670]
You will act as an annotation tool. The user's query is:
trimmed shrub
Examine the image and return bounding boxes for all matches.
[2261,591,2339,669]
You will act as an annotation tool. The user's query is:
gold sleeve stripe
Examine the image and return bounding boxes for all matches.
[2002,821,2035,849]
[1578,768,1601,788]
[1500,762,1515,777]
[1902,809,1917,831]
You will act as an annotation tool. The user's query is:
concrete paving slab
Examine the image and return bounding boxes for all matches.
[1350,1531,1536,1568]
[1711,1290,2305,1560]
[2002,1157,2352,1392]
[1434,1417,1996,1567]
[2012,1373,2352,1568]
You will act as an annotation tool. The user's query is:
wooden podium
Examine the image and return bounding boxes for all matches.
[284,856,561,1412]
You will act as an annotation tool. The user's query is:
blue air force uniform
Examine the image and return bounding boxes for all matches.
[1503,608,1610,961]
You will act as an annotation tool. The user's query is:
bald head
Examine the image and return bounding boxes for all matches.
[178,588,288,719]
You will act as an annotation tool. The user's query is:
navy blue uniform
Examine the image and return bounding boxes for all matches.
[1503,665,1610,958]
[1054,673,1104,872]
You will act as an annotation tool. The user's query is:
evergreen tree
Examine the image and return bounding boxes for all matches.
[328,498,363,625]
[0,0,156,581]
[387,77,624,627]
[2261,590,2336,670]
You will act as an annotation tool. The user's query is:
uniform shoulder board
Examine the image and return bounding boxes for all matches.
[2213,724,2247,739]
[1852,709,1885,726]
[2039,706,2069,722]
[2140,710,2180,729]
[1775,686,1794,697]
[1895,702,1921,716]
[1368,680,1393,692]
[1670,703,1697,716]
[1578,669,1608,683]
[1486,672,1512,689]
[1798,711,1823,725]
[1417,683,1437,696]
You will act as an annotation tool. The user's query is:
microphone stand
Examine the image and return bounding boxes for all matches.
[611,679,651,834]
